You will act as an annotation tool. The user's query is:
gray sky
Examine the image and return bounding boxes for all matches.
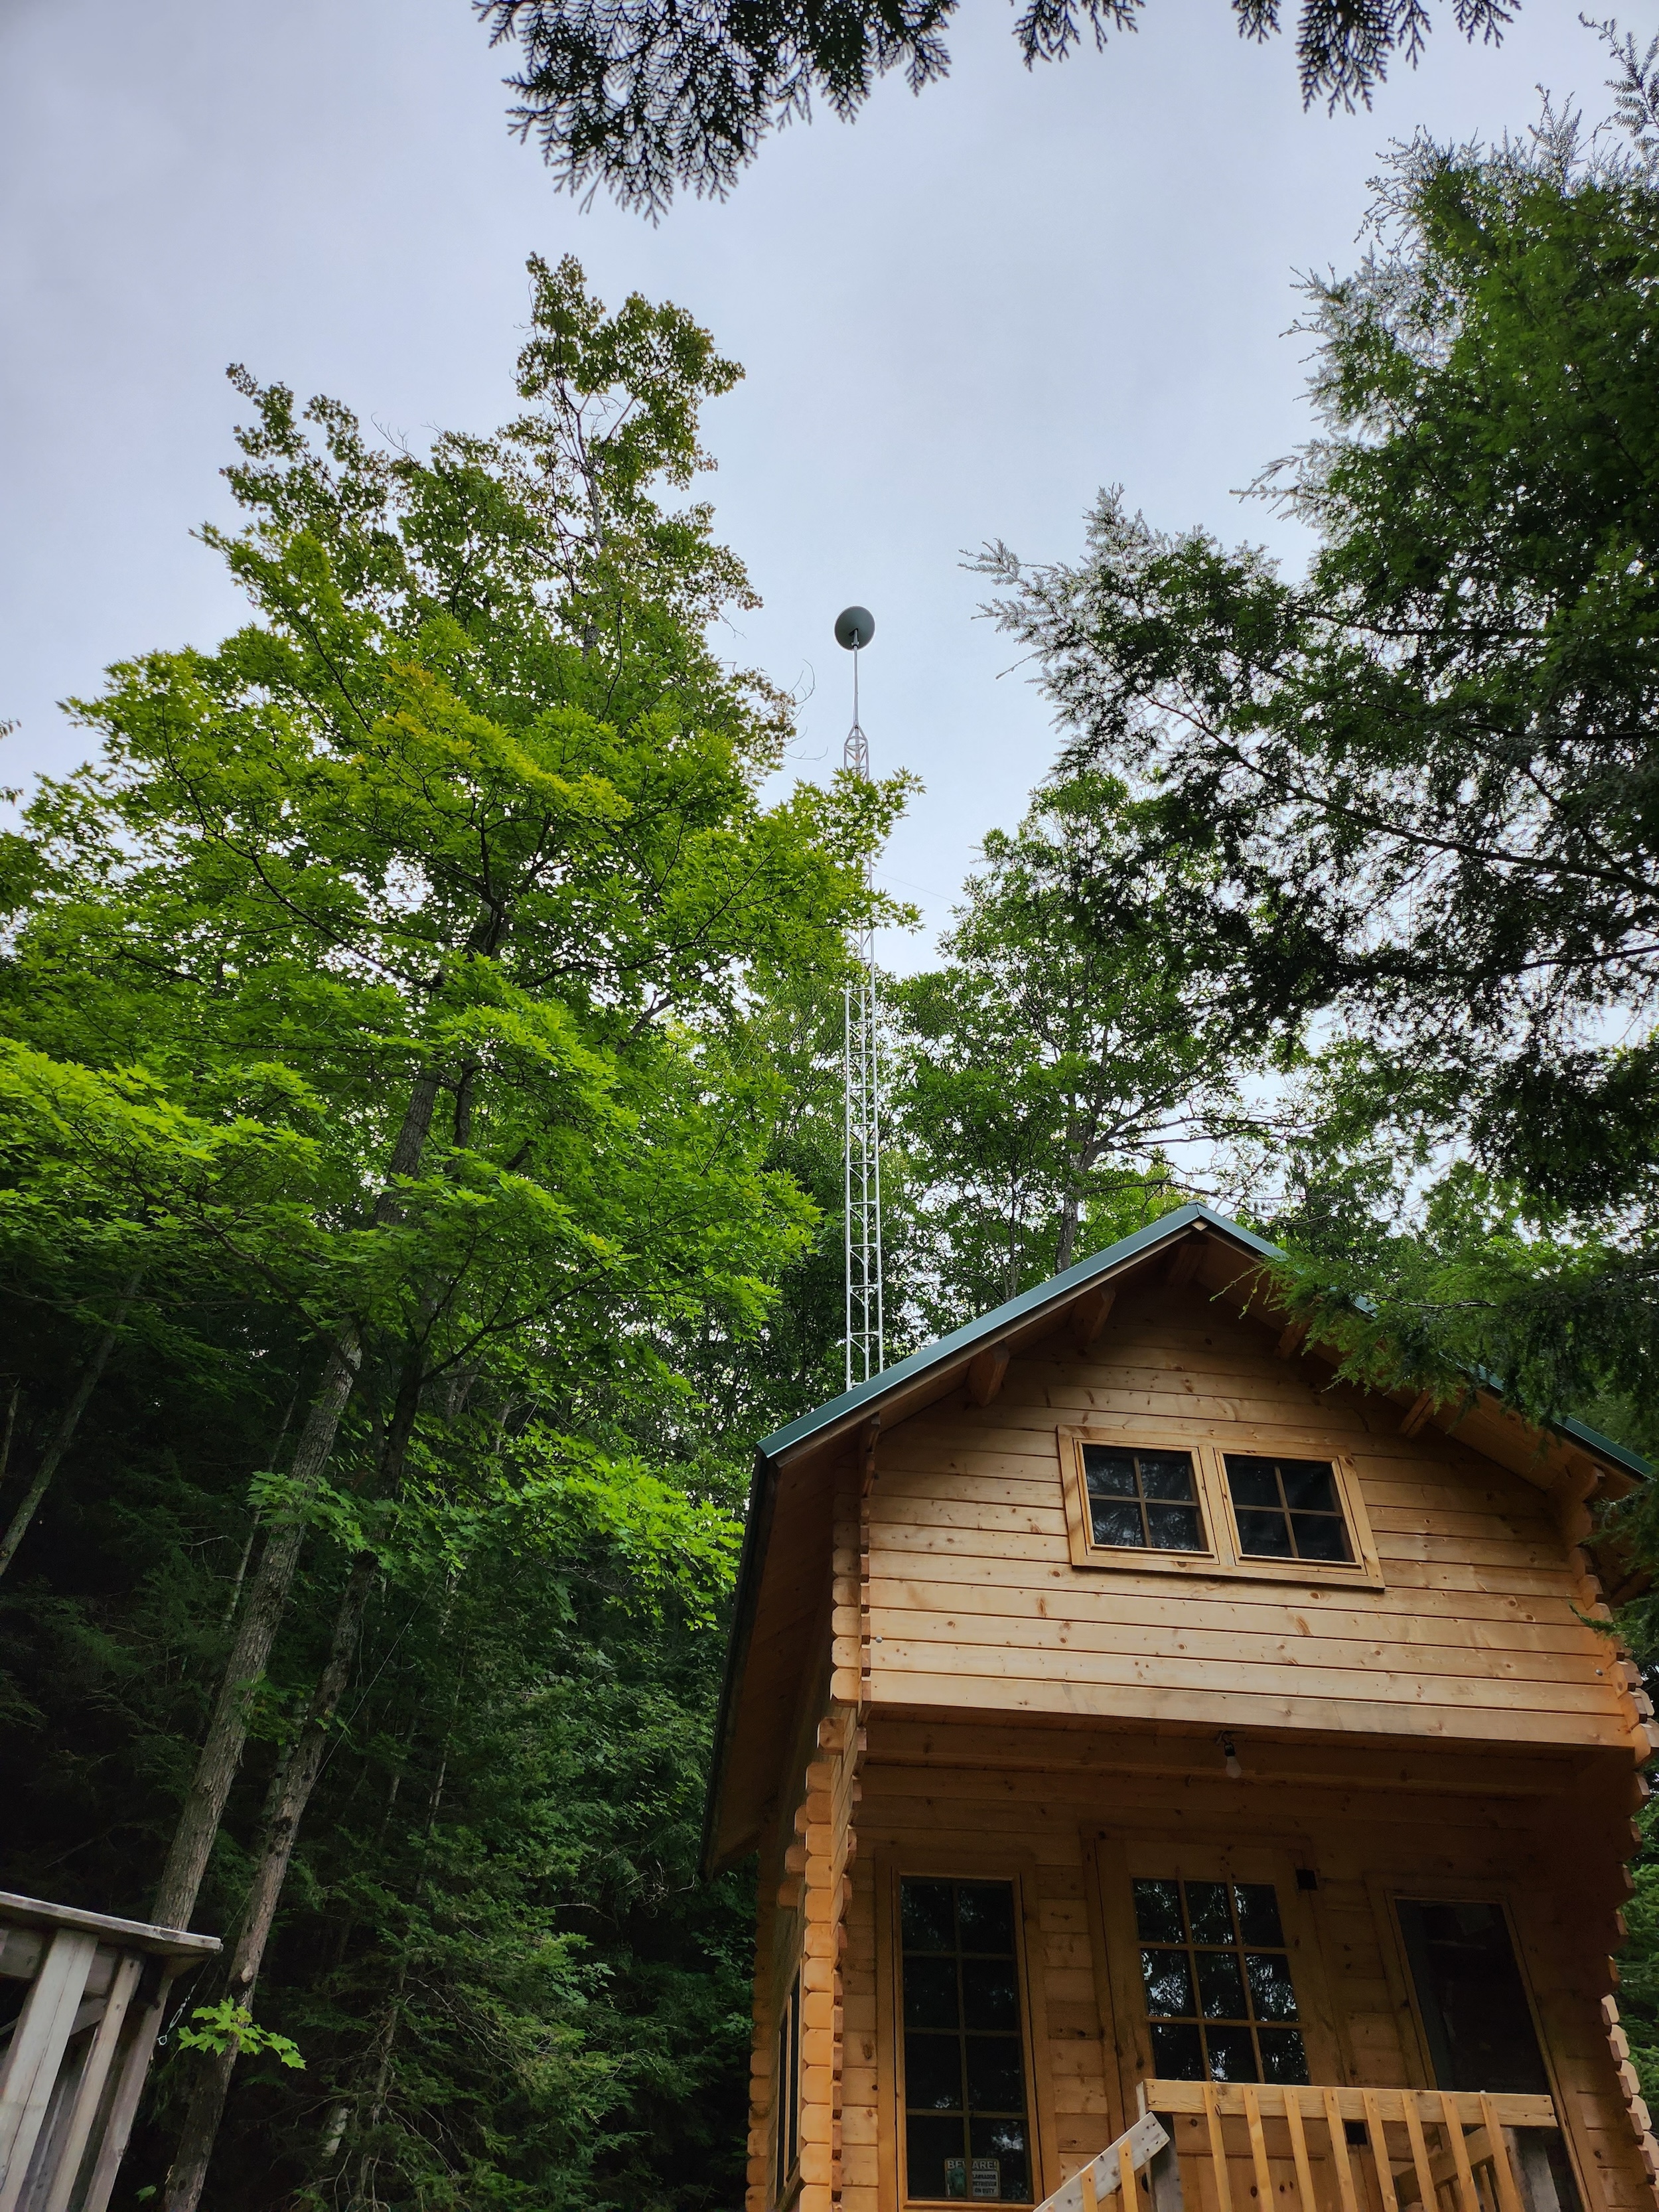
[1,0,1646,968]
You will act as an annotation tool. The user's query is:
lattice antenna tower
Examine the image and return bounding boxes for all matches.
[835,605,883,1389]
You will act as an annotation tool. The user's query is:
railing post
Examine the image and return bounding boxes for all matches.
[0,1929,98,2212]
[1147,2138,1183,2212]
[1505,2132,1564,2212]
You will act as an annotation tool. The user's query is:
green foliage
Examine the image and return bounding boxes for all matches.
[0,253,883,2208]
[978,65,1659,1430]
[178,2002,307,2070]
[1617,1797,1659,2105]
[889,775,1262,1333]
[476,0,1518,212]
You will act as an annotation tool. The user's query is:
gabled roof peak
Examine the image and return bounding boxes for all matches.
[762,1201,1256,1466]
[758,1199,1648,1481]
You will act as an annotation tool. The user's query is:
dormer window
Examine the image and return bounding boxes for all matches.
[1062,1432,1382,1586]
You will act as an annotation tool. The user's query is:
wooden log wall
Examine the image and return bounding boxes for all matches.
[839,1721,1657,2212]
[863,1278,1655,1756]
[748,1449,869,2212]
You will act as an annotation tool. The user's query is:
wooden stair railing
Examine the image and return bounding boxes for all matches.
[1134,2082,1567,2212]
[1033,2110,1183,2212]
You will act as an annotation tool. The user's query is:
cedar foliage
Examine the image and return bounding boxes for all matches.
[478,0,1519,211]
[976,32,1659,1443]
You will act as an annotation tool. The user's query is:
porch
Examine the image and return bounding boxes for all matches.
[832,1719,1656,2212]
[1044,2083,1577,2212]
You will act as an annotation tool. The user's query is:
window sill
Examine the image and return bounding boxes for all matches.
[1068,1549,1385,1592]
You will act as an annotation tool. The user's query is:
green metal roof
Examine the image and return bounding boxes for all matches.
[757,1199,1232,1460]
[755,1199,1651,1479]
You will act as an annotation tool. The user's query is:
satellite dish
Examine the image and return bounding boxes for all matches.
[835,605,875,651]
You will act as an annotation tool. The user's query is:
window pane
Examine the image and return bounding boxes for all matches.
[1082,1449,1137,1497]
[1185,1883,1233,1945]
[1139,1878,1305,2102]
[1090,1500,1145,1548]
[1292,1514,1352,1563]
[1196,1951,1248,2020]
[1226,1457,1280,1508]
[1236,1510,1294,1558]
[1279,1461,1338,1512]
[1145,1504,1203,1551]
[902,1879,1030,2201]
[1245,1953,1300,2022]
[1258,2028,1311,2083]
[904,1880,956,1953]
[1141,1950,1196,2017]
[957,1884,1016,1954]
[908,2114,967,2200]
[1234,1885,1285,1946]
[965,2037,1027,2112]
[1150,2020,1205,2079]
[907,2034,965,2110]
[1133,1880,1185,1944]
[906,1956,961,2031]
[961,1958,1020,2032]
[1204,2025,1259,2081]
[1396,1899,1550,2095]
[1139,1452,1196,1501]
[970,2117,1030,2202]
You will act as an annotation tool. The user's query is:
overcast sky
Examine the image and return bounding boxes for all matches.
[1,0,1648,968]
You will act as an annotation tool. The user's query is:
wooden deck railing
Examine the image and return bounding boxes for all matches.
[1135,2081,1567,2212]
[0,1889,218,2212]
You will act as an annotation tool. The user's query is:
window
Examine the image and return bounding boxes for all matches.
[1080,1446,1207,1554]
[1395,1899,1580,2212]
[1224,1455,1354,1564]
[774,1968,800,2203]
[1061,1433,1380,1584]
[1133,1876,1309,2085]
[1396,1900,1548,2095]
[900,1878,1032,2203]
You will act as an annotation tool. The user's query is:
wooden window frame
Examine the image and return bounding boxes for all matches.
[1059,1431,1384,1590]
[771,1947,804,2211]
[1092,1835,1345,2110]
[877,1855,1053,2212]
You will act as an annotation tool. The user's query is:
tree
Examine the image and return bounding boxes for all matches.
[476,0,1521,210]
[975,42,1659,1425]
[0,252,906,2206]
[889,774,1260,1333]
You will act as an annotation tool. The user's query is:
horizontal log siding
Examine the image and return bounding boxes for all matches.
[866,1283,1642,1753]
[853,1746,1652,2212]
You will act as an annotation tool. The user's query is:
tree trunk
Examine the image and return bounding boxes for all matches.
[162,1548,378,2212]
[150,1070,441,1933]
[1055,1193,1080,1275]
[220,1388,299,1630]
[0,1380,19,1486]
[150,1331,362,1928]
[0,1272,141,1581]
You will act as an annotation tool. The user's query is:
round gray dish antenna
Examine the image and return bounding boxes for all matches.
[835,605,875,651]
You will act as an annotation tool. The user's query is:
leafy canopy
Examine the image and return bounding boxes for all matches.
[891,774,1261,1329]
[0,253,904,2207]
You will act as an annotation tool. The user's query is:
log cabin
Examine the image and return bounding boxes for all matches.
[701,1204,1659,2212]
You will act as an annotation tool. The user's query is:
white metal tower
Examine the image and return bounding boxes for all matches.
[835,605,883,1389]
